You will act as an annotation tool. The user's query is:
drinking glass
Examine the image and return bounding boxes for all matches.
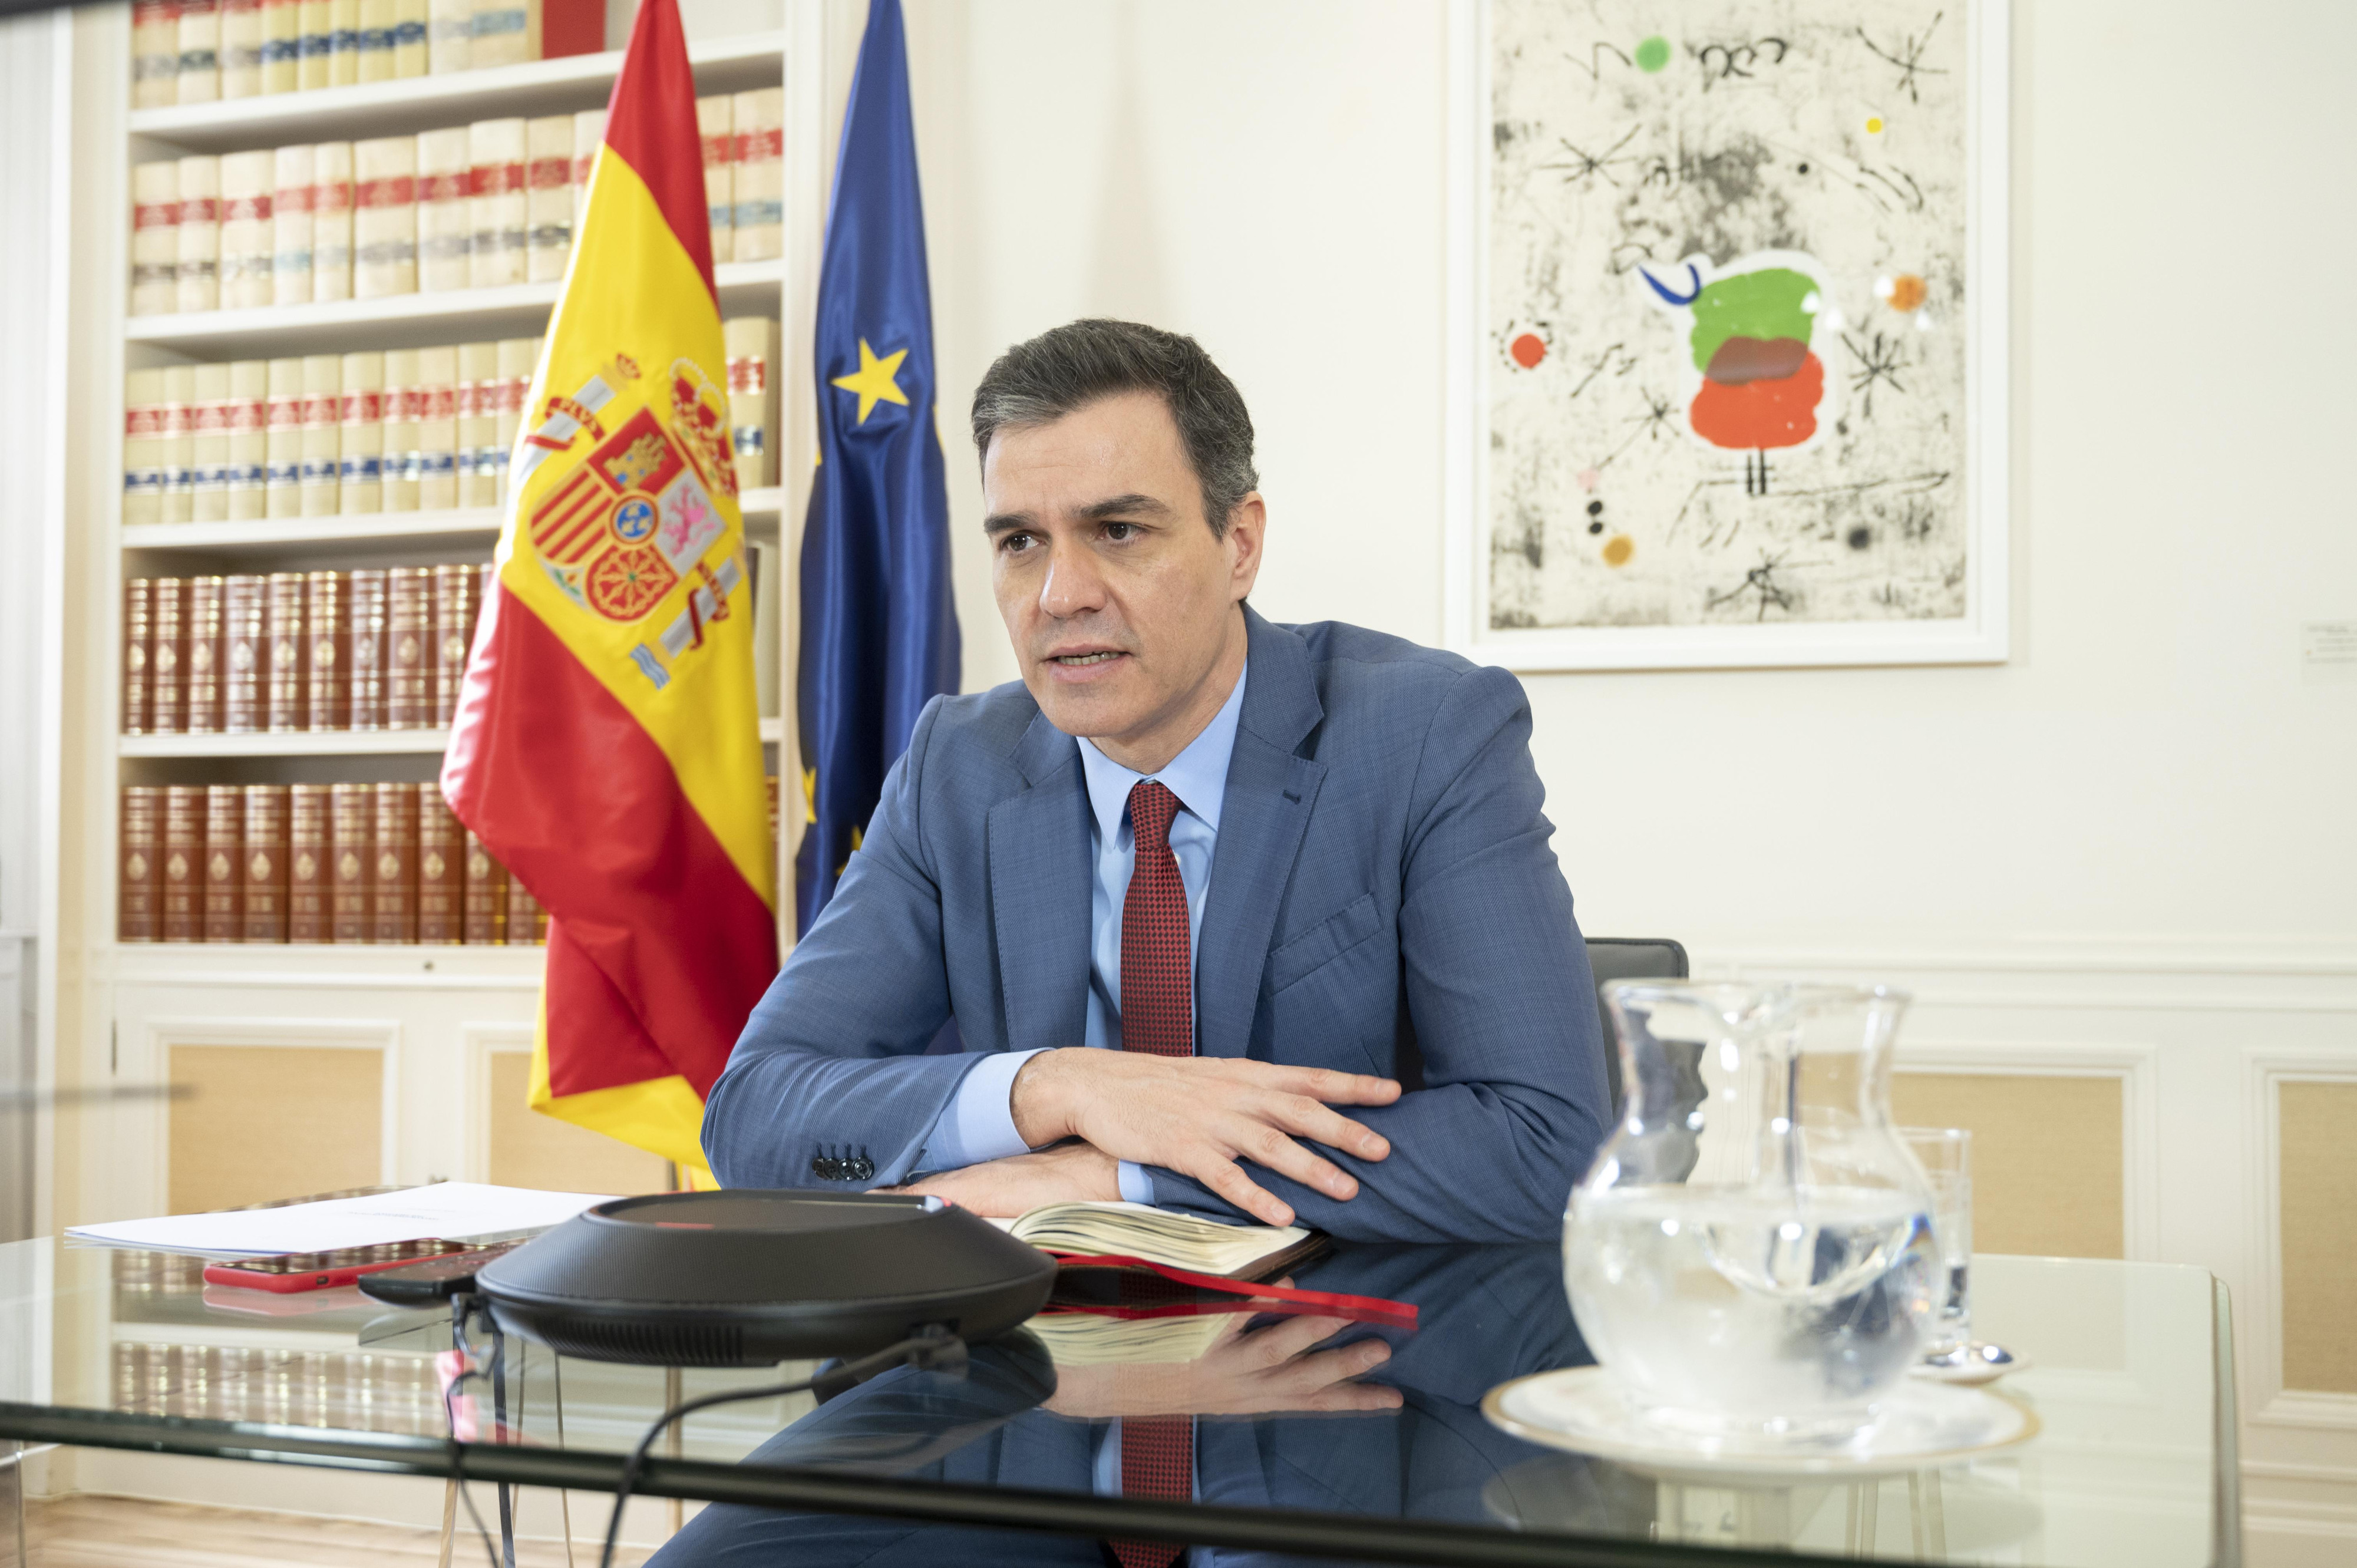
[1898,1126,1972,1353]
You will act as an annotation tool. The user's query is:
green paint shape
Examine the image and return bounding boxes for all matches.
[1687,268,1818,372]
[1635,35,1671,72]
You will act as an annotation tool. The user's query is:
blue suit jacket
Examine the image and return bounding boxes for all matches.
[702,608,1609,1242]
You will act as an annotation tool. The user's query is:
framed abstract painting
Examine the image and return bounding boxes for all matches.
[1444,0,2009,669]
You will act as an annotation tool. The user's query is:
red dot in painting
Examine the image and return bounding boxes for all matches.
[1510,333,1547,369]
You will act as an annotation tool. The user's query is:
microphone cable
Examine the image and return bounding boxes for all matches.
[597,1324,968,1568]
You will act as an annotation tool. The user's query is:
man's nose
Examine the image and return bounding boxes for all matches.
[1038,538,1110,620]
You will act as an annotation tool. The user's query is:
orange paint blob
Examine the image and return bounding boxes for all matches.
[1510,332,1547,369]
[1602,535,1635,567]
[1688,354,1824,451]
[1886,273,1927,312]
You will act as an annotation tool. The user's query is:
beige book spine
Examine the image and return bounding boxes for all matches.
[270,146,313,306]
[326,0,359,85]
[427,0,468,72]
[352,136,417,299]
[260,0,299,93]
[227,359,269,521]
[312,142,354,301]
[492,336,536,507]
[190,363,233,523]
[571,108,604,227]
[218,149,276,310]
[468,0,536,70]
[525,114,572,282]
[337,351,385,514]
[263,356,304,518]
[724,315,779,492]
[415,345,458,510]
[174,155,220,313]
[731,88,783,262]
[415,127,472,293]
[454,340,498,510]
[382,348,420,513]
[176,0,220,104]
[131,0,180,109]
[468,118,528,289]
[219,0,262,97]
[296,0,330,88]
[130,160,179,317]
[299,353,341,516]
[698,95,734,265]
[160,364,196,524]
[124,368,168,527]
[392,0,426,74]
[355,0,395,80]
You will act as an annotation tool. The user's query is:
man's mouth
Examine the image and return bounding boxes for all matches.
[1049,651,1125,666]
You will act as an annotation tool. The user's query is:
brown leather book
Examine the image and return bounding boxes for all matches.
[371,781,419,943]
[202,784,244,941]
[385,565,434,729]
[415,787,463,943]
[184,575,226,734]
[463,828,507,944]
[221,573,266,732]
[265,571,308,731]
[328,781,372,942]
[150,577,189,734]
[506,867,544,945]
[431,562,480,725]
[242,784,291,942]
[288,783,330,942]
[123,579,155,736]
[161,784,203,942]
[120,785,164,942]
[304,570,350,730]
[347,567,389,730]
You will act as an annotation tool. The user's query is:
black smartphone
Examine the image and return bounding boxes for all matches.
[355,1239,524,1304]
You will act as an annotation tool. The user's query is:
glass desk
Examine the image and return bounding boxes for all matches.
[0,1236,2237,1567]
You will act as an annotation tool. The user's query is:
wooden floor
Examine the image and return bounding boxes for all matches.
[26,1495,658,1567]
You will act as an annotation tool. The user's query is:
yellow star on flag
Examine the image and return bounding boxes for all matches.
[829,338,910,425]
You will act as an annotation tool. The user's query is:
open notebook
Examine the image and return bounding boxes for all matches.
[988,1200,1325,1280]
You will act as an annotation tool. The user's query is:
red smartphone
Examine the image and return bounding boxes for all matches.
[201,1238,483,1295]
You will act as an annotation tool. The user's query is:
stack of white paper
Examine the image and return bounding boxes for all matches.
[65,1181,614,1256]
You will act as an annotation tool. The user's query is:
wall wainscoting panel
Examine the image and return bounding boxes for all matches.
[465,1027,672,1197]
[1692,939,2357,1561]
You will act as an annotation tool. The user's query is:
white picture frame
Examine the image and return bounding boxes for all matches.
[1443,0,2009,672]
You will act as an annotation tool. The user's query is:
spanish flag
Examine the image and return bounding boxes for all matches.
[441,0,776,1185]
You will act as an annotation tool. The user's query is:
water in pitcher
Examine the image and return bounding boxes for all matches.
[1564,1183,1940,1437]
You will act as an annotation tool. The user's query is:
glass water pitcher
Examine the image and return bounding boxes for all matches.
[1563,982,1941,1439]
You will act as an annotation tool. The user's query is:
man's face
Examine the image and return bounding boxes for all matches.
[983,392,1263,767]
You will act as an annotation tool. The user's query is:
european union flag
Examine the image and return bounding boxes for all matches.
[797,0,959,932]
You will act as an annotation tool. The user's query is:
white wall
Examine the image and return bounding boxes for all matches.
[896,0,2356,953]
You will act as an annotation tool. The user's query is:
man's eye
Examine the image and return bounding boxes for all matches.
[999,533,1035,554]
[1103,521,1137,542]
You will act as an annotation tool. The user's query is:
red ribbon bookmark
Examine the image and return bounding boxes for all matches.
[1045,1252,1418,1328]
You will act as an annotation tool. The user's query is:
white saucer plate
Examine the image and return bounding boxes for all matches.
[1482,1366,2039,1483]
[1912,1346,2035,1386]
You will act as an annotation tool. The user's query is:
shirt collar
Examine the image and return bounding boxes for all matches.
[1077,659,1249,843]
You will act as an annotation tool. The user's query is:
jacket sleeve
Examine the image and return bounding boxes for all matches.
[701,698,993,1189]
[1147,664,1610,1242]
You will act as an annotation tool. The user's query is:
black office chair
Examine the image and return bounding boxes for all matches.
[1583,937,1689,1118]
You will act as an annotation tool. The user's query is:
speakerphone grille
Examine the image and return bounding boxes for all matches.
[537,1319,747,1366]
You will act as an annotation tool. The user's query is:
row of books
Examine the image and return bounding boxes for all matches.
[129,90,782,315]
[118,781,547,945]
[114,1340,444,1437]
[125,567,485,735]
[130,0,600,108]
[122,317,780,523]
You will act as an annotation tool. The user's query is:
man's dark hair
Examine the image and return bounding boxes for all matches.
[969,319,1259,537]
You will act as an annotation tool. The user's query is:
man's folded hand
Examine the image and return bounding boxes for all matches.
[1009,1050,1400,1227]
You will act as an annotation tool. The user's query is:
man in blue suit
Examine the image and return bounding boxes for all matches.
[704,319,1607,1243]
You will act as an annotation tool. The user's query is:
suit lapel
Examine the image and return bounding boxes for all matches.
[1196,610,1326,1060]
[988,711,1092,1053]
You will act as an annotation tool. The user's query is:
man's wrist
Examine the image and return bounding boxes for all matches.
[1009,1048,1075,1148]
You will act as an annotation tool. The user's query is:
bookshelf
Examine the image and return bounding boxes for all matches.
[41,0,831,1286]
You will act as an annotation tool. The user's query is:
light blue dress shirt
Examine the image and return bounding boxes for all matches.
[912,661,1249,1206]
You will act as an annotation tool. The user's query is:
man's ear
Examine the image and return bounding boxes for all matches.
[1225,493,1267,603]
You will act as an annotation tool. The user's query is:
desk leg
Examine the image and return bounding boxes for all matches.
[437,1478,458,1568]
[0,1441,22,1568]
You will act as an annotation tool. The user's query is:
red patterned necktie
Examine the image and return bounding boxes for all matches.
[1114,778,1191,1568]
